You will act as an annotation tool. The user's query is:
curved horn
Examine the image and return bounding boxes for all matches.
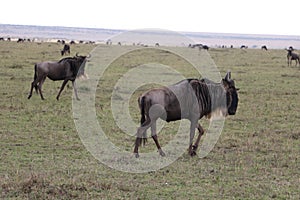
[225,71,231,81]
[76,52,79,57]
[86,53,91,58]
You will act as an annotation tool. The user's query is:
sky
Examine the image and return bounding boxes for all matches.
[1,0,300,36]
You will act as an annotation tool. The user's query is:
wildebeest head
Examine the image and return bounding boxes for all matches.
[222,72,239,115]
[74,53,91,77]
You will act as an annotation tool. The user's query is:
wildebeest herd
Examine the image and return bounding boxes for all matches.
[24,40,300,157]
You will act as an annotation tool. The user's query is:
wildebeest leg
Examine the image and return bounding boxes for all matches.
[151,122,165,157]
[28,81,37,99]
[134,118,152,158]
[56,79,69,100]
[191,123,205,156]
[72,80,80,100]
[38,76,46,100]
[188,119,198,156]
[28,76,42,99]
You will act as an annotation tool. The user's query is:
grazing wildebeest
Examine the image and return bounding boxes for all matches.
[17,38,25,43]
[133,72,239,158]
[61,44,70,56]
[240,45,248,49]
[286,49,300,66]
[202,45,209,50]
[189,44,202,48]
[261,45,268,51]
[28,53,90,100]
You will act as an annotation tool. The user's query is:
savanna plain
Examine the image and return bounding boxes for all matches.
[0,41,299,199]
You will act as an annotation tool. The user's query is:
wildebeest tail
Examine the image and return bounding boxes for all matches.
[139,96,146,125]
[138,95,147,145]
[33,64,38,92]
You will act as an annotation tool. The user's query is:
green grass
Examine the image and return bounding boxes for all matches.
[0,41,299,199]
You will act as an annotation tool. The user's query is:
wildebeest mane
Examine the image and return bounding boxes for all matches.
[58,56,81,77]
[189,79,212,117]
[190,78,227,118]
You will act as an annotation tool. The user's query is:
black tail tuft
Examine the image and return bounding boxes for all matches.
[34,64,38,93]
[140,96,146,125]
[139,96,147,146]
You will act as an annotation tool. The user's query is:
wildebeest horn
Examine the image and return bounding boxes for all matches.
[76,52,79,57]
[86,53,91,58]
[225,71,231,81]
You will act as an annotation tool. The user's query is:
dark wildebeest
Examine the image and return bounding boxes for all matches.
[240,45,248,49]
[261,45,268,51]
[17,38,25,43]
[28,53,90,100]
[133,72,239,158]
[189,44,202,48]
[202,45,209,50]
[61,44,70,56]
[286,49,300,66]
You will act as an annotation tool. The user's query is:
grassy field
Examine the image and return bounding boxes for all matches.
[0,41,299,199]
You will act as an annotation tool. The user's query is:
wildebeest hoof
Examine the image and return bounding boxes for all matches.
[190,150,197,157]
[192,145,198,151]
[159,149,166,157]
[134,153,139,158]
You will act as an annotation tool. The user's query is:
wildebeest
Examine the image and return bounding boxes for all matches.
[261,45,268,51]
[17,38,25,43]
[28,53,90,100]
[286,49,300,66]
[201,45,209,50]
[61,44,70,56]
[133,72,239,158]
[240,45,248,49]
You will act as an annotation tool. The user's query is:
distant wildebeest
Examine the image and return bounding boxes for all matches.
[201,45,209,50]
[28,53,90,100]
[261,45,268,51]
[133,72,239,158]
[70,40,76,45]
[240,45,248,49]
[61,44,70,56]
[0,37,4,41]
[189,44,202,48]
[155,43,160,47]
[17,38,25,43]
[106,39,112,45]
[286,49,300,66]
